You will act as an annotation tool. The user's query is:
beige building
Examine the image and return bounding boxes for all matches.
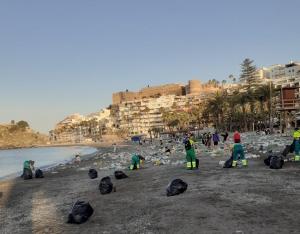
[112,80,219,135]
[50,79,222,141]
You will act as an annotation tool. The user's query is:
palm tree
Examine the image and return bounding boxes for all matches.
[222,80,227,87]
[205,92,226,129]
[238,92,249,131]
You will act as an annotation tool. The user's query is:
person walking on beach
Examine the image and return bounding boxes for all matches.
[129,154,145,170]
[231,133,247,167]
[184,134,197,170]
[222,131,229,142]
[74,154,81,164]
[212,131,220,147]
[206,132,212,148]
[113,143,117,153]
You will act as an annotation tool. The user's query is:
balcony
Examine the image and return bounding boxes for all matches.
[276,98,300,111]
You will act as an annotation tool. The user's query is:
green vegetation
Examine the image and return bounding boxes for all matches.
[159,58,275,132]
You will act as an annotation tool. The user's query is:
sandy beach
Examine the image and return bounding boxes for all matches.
[1,135,300,234]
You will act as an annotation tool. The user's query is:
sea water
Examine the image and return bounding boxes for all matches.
[0,146,97,179]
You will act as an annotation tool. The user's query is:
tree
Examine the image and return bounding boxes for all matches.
[16,120,29,129]
[221,80,227,87]
[228,74,234,83]
[205,92,227,129]
[240,58,258,88]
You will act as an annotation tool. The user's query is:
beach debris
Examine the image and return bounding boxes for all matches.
[67,200,94,224]
[114,170,128,180]
[35,169,44,178]
[166,179,188,197]
[171,160,185,166]
[88,169,98,179]
[99,176,113,194]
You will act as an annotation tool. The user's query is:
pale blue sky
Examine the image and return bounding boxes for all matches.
[0,0,299,133]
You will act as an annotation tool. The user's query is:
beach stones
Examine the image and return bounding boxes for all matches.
[67,200,94,224]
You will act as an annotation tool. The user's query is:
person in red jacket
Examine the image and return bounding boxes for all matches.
[233,131,241,142]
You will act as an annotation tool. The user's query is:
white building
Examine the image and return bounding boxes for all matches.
[268,61,300,88]
[114,94,205,136]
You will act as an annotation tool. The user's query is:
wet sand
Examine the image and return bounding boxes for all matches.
[1,142,300,234]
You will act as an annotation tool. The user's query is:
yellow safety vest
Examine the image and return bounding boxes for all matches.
[293,130,300,139]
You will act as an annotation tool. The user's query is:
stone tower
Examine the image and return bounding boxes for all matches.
[186,80,202,95]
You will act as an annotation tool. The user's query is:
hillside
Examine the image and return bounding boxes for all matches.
[0,124,48,149]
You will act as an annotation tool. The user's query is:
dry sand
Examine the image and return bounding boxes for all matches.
[1,140,300,234]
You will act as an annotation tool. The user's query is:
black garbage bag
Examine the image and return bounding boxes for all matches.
[88,169,98,179]
[35,169,44,178]
[270,156,284,169]
[114,171,128,180]
[99,176,113,194]
[67,200,94,224]
[166,179,188,197]
[195,158,199,168]
[264,156,272,166]
[23,168,33,180]
[282,145,291,157]
[223,156,233,168]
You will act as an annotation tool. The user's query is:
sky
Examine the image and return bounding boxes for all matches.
[0,0,299,133]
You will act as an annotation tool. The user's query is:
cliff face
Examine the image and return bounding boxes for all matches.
[0,125,48,149]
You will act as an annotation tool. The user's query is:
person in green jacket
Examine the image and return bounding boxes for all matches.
[231,136,247,167]
[130,154,145,170]
[22,160,35,177]
[184,134,197,170]
[293,128,300,161]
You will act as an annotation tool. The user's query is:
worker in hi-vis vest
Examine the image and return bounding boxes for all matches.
[130,154,145,170]
[293,128,300,161]
[184,134,197,170]
[231,133,248,167]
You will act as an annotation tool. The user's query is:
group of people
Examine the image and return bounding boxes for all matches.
[128,130,247,171]
[201,131,229,148]
[185,131,247,169]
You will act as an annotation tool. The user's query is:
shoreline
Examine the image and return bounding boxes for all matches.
[0,139,128,151]
[0,146,102,182]
[1,136,300,233]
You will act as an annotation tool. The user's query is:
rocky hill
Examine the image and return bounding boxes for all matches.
[0,122,48,149]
